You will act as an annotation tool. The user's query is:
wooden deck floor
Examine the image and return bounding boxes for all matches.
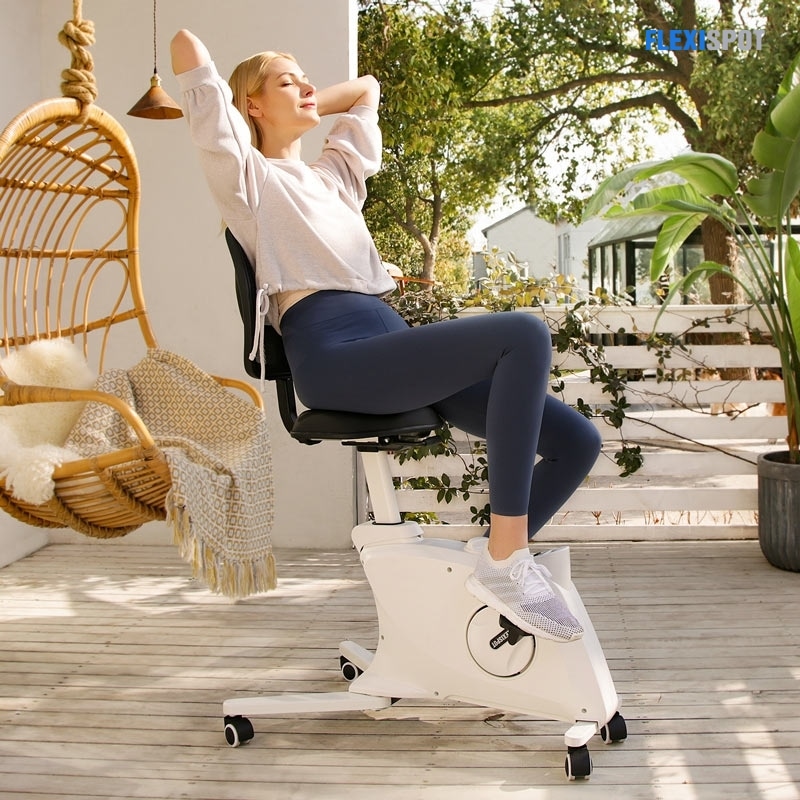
[1,539,799,799]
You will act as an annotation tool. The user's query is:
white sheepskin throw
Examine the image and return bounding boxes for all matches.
[0,339,96,504]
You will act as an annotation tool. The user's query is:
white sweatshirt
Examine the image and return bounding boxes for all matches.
[176,61,396,331]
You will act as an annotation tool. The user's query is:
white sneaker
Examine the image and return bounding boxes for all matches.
[465,548,584,642]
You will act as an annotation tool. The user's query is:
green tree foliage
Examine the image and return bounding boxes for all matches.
[358,1,800,284]
[359,1,507,281]
[480,0,800,210]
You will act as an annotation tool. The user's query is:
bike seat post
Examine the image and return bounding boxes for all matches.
[358,448,402,525]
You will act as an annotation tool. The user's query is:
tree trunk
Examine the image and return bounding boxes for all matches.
[696,217,755,407]
[421,244,436,283]
[702,217,741,305]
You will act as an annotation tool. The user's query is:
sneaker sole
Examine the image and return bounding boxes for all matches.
[464,575,584,643]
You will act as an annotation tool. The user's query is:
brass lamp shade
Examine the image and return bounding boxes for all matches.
[127,73,183,120]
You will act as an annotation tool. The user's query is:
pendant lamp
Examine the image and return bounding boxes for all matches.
[127,0,183,119]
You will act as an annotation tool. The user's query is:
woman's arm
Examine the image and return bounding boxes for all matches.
[169,29,258,234]
[316,75,380,116]
[171,29,211,75]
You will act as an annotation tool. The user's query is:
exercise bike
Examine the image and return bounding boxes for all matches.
[221,230,627,780]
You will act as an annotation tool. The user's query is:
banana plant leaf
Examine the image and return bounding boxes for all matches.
[743,53,800,226]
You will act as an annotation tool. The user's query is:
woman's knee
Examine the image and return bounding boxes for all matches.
[582,416,603,459]
[540,399,602,462]
[571,415,602,473]
[569,409,602,454]
[506,311,550,338]
[493,312,552,359]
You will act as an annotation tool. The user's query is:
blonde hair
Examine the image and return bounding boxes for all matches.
[229,50,297,152]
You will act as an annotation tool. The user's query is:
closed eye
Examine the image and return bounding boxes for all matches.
[276,71,309,86]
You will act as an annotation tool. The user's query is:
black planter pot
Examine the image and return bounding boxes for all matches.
[757,451,800,572]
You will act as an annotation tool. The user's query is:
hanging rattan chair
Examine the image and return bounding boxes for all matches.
[0,94,261,539]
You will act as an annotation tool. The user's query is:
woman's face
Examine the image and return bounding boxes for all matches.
[247,57,319,135]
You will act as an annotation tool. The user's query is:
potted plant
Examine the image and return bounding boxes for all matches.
[584,53,800,571]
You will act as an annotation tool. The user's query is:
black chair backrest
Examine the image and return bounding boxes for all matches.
[225,228,300,433]
[226,227,293,381]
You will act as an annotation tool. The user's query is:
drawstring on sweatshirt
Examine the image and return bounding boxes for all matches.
[249,284,270,392]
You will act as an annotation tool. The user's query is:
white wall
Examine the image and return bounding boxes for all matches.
[556,217,605,286]
[485,207,557,278]
[0,0,49,566]
[475,207,603,289]
[0,0,359,561]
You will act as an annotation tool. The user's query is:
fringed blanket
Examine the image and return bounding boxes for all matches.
[66,349,276,599]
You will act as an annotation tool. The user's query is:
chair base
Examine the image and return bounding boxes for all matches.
[221,523,626,780]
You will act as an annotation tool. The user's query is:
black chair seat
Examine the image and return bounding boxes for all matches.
[292,405,441,443]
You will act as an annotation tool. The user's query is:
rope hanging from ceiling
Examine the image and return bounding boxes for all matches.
[57,0,97,119]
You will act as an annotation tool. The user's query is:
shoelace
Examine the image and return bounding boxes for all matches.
[509,557,554,599]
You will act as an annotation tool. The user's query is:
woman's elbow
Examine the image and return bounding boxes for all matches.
[358,75,381,110]
[171,29,208,75]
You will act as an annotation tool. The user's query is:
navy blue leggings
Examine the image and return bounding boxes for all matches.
[280,291,601,538]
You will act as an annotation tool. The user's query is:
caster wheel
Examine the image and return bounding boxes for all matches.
[565,745,592,780]
[340,656,363,682]
[600,711,627,744]
[224,714,254,747]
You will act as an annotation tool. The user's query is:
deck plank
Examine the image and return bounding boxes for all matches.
[1,540,799,799]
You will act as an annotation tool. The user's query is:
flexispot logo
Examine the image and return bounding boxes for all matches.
[644,29,765,52]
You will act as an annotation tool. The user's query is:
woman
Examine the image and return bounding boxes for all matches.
[171,29,601,642]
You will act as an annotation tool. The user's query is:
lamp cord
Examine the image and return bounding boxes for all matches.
[152,0,158,74]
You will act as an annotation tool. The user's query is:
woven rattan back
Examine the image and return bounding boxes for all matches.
[0,98,157,374]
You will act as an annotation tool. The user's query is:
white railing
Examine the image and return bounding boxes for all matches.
[384,304,786,542]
